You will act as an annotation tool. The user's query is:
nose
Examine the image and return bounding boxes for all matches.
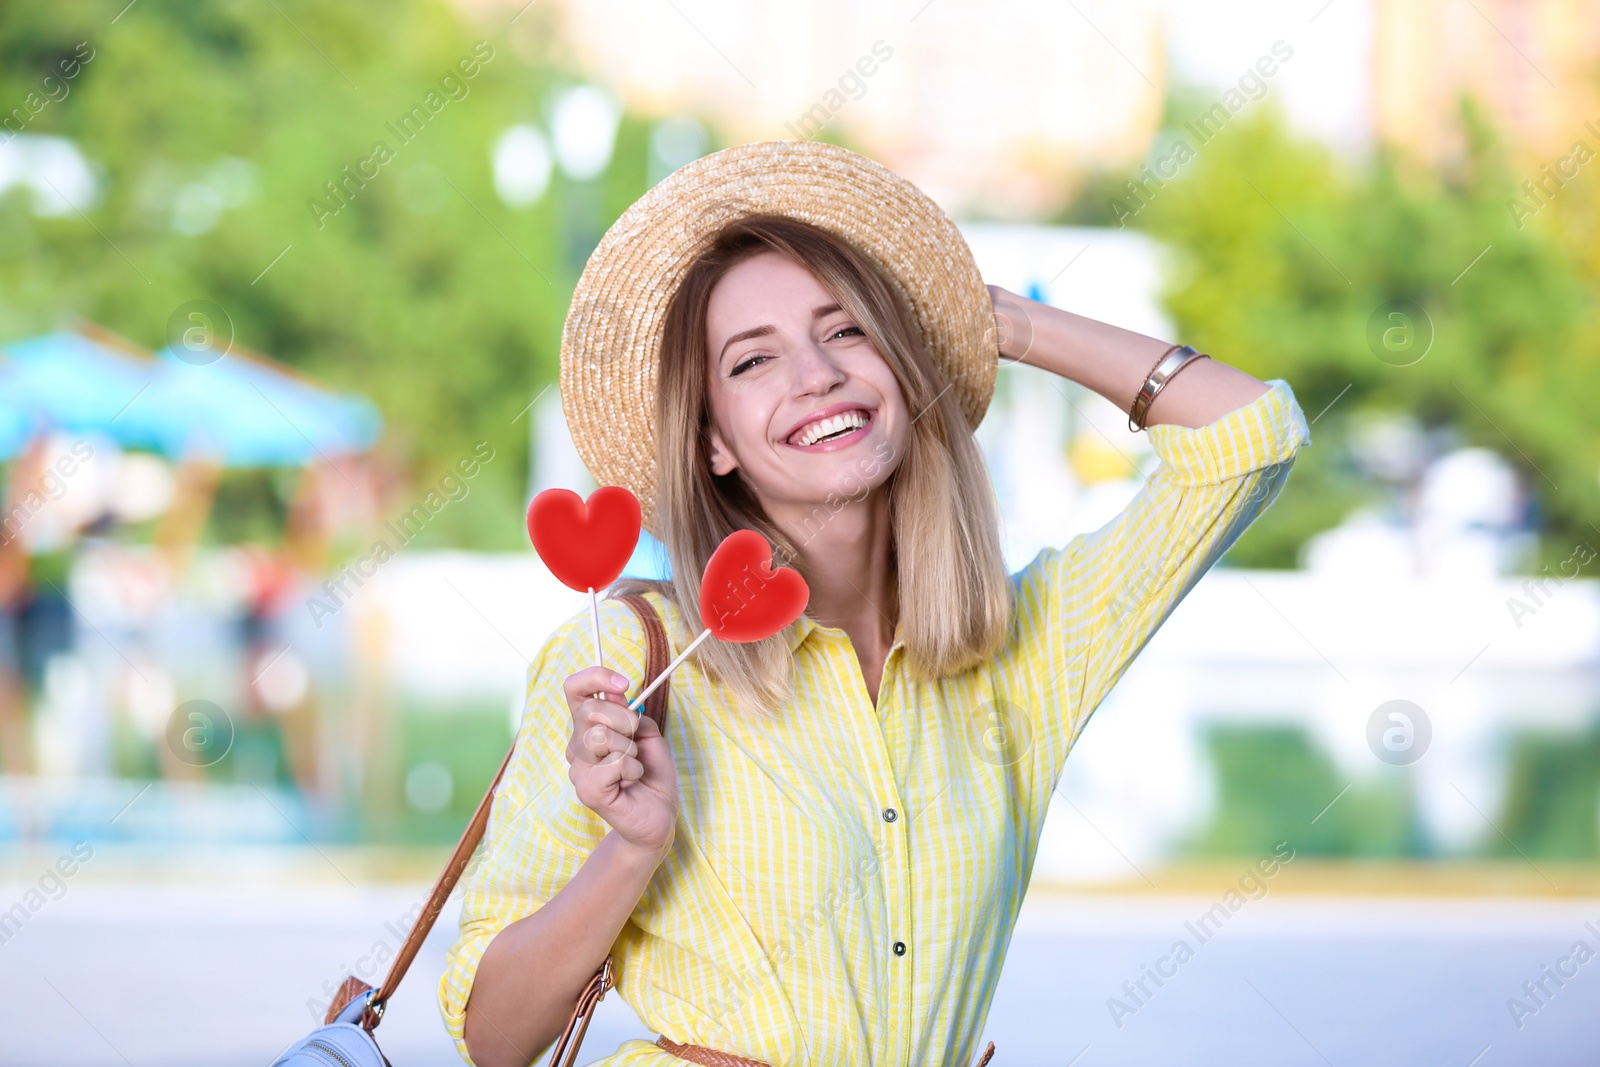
[789,337,847,399]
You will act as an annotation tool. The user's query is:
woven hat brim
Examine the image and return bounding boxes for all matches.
[560,139,996,537]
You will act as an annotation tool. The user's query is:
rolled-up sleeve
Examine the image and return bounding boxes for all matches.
[1005,378,1311,782]
[438,601,644,1062]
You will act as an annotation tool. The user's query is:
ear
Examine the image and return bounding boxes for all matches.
[706,421,738,477]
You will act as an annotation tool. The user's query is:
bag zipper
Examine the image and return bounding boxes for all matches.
[303,1037,362,1067]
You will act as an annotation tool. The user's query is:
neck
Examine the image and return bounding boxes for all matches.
[773,488,897,651]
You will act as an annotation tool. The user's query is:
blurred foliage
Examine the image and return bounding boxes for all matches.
[208,469,292,545]
[1062,102,1600,569]
[1186,719,1600,860]
[1182,723,1423,858]
[0,0,679,551]
[1495,722,1600,860]
[374,700,512,844]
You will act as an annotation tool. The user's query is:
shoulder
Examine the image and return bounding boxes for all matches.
[523,596,645,692]
[554,586,693,678]
[518,586,695,730]
[1005,544,1074,642]
[607,582,697,645]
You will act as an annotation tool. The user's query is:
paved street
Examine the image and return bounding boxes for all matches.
[2,880,1595,1066]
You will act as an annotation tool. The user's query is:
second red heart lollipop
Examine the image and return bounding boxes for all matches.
[699,529,810,642]
[627,529,810,713]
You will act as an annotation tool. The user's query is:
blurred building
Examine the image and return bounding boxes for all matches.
[1372,0,1600,161]
[469,0,1166,217]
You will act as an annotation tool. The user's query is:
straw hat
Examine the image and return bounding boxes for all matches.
[559,139,997,536]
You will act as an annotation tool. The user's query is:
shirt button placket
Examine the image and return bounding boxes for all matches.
[881,788,912,1065]
[875,659,915,1066]
[849,637,914,1066]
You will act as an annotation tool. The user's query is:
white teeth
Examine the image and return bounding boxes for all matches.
[795,410,868,447]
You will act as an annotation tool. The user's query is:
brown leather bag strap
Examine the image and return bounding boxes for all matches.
[544,955,615,1067]
[616,592,672,734]
[361,592,673,1041]
[362,735,517,1030]
[654,1034,992,1065]
[656,1035,773,1066]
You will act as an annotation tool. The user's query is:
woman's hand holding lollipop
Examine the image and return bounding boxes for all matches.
[529,486,676,849]
[562,664,679,855]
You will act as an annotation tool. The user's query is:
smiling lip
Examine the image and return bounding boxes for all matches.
[784,403,875,450]
[784,402,872,443]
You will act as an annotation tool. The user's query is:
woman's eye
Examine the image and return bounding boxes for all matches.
[829,325,865,341]
[731,354,769,375]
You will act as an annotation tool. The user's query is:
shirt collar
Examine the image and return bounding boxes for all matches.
[786,613,904,656]
[785,614,817,654]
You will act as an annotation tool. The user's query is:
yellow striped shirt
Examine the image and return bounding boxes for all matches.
[440,378,1310,1066]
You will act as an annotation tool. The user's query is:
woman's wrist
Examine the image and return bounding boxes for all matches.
[986,284,1036,366]
[608,830,672,872]
[988,283,1191,401]
[984,282,1267,427]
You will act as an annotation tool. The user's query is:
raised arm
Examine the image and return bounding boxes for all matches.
[988,287,1311,781]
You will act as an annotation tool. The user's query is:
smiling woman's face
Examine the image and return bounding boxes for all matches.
[703,250,909,517]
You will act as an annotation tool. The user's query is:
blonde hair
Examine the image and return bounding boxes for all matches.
[614,215,1011,715]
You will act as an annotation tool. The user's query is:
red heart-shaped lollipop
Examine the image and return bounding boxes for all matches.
[700,530,810,642]
[526,486,642,592]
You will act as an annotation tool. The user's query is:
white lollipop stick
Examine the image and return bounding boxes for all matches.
[627,628,713,713]
[587,587,604,669]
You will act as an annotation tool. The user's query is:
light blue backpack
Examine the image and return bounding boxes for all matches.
[270,980,390,1067]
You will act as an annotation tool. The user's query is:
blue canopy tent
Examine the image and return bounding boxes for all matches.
[0,326,380,467]
[0,328,170,457]
[1,325,382,573]
[139,344,381,467]
[0,361,30,462]
[0,326,385,793]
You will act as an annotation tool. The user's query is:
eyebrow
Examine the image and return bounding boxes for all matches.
[717,303,845,368]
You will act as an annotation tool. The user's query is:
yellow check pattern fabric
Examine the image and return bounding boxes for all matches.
[440,379,1310,1066]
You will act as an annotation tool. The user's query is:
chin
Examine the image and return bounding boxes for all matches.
[802,436,899,504]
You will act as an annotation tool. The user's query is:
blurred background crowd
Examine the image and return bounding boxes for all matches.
[2,0,1599,1061]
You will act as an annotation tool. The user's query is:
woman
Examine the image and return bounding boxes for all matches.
[440,141,1309,1067]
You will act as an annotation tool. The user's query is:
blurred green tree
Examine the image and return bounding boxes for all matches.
[1181,723,1422,858]
[1074,103,1600,570]
[1495,722,1600,860]
[0,0,674,550]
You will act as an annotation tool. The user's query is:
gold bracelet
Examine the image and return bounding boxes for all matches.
[1128,344,1210,432]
